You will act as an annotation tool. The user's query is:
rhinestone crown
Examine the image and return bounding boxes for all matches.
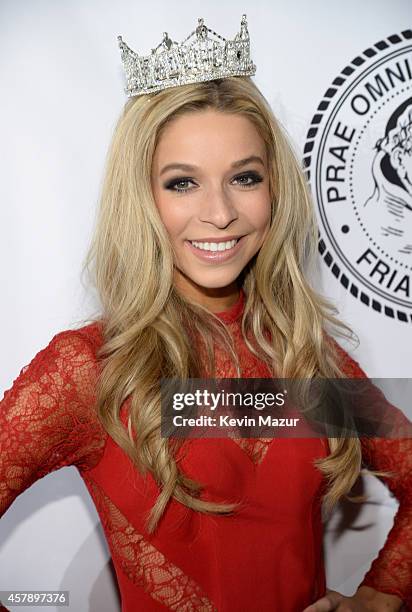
[117,14,256,97]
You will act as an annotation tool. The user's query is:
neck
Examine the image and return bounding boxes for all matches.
[174,275,241,313]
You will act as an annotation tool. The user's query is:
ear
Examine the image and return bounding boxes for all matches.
[390,147,403,171]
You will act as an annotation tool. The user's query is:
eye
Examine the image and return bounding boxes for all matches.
[164,177,196,193]
[163,171,264,194]
[233,171,264,188]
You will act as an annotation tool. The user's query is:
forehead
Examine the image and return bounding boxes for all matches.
[153,110,265,165]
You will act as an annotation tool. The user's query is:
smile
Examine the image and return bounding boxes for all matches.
[184,236,246,262]
[190,239,238,251]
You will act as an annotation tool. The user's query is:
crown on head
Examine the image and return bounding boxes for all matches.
[117,14,256,97]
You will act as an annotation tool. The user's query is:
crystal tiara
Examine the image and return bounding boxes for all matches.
[117,14,256,97]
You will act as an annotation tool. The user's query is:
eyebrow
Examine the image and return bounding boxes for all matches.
[159,155,265,176]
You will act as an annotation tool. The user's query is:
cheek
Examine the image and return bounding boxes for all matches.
[262,192,273,224]
[155,196,187,238]
[252,197,272,244]
[262,200,272,227]
[244,193,272,229]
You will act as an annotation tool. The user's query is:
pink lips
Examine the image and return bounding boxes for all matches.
[185,236,245,262]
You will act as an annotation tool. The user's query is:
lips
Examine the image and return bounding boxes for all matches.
[190,238,238,253]
[184,235,246,262]
[188,235,243,243]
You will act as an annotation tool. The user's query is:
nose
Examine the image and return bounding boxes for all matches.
[198,185,239,228]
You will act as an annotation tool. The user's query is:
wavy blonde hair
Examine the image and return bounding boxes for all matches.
[83,76,388,533]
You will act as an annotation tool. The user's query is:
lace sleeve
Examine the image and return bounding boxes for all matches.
[0,328,107,518]
[331,338,412,609]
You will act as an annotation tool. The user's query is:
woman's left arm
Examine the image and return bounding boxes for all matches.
[304,340,412,611]
[303,434,411,611]
[355,433,412,610]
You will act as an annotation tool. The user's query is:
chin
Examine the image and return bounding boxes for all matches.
[189,271,242,289]
[176,267,242,291]
[190,280,239,291]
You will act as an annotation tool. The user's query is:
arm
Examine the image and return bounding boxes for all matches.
[332,339,412,611]
[0,328,106,517]
[0,329,106,612]
[357,434,412,610]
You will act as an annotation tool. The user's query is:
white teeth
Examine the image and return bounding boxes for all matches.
[190,239,239,251]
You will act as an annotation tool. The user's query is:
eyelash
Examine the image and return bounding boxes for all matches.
[164,171,264,193]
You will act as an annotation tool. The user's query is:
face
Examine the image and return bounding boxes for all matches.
[151,109,272,311]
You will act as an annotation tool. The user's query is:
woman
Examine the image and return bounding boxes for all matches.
[1,17,411,612]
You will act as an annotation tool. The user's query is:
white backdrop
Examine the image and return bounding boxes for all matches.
[1,1,411,611]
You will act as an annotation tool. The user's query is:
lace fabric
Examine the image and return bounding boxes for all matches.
[0,329,107,518]
[331,340,412,608]
[0,297,411,610]
[84,475,217,611]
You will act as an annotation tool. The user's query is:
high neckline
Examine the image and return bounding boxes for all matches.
[214,288,245,323]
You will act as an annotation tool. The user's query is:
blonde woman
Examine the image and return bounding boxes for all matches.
[1,16,411,612]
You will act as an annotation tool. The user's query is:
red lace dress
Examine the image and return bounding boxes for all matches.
[1,290,411,611]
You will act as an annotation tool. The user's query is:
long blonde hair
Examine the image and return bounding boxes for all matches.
[83,77,387,533]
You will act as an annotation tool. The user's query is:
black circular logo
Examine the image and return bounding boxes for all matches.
[304,30,412,323]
